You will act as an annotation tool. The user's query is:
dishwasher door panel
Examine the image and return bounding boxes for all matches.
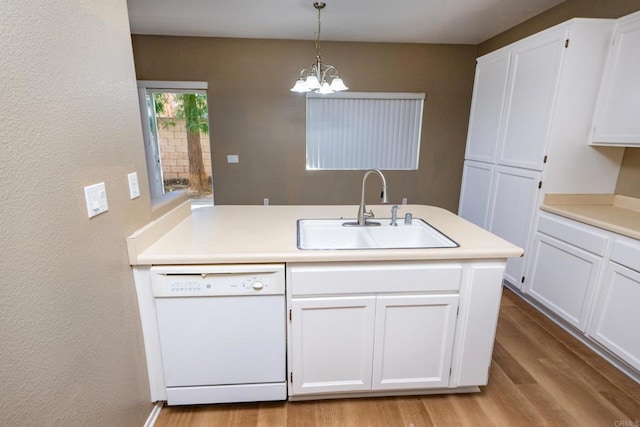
[155,295,286,387]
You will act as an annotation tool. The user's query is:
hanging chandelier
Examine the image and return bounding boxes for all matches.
[290,2,348,94]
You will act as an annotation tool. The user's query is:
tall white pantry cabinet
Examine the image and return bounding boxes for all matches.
[458,18,624,288]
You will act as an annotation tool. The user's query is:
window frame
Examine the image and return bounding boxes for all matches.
[136,80,209,209]
[305,92,425,171]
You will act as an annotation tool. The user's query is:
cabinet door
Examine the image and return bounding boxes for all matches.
[289,296,376,395]
[488,165,541,287]
[465,51,511,163]
[526,233,603,331]
[498,29,566,170]
[372,294,458,390]
[592,11,640,146]
[588,262,640,371]
[458,160,494,228]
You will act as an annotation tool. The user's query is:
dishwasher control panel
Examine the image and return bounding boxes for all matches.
[150,264,285,297]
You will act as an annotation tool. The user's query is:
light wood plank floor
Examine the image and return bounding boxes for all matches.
[156,288,640,426]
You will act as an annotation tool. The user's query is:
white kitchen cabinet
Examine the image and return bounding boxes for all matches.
[287,263,460,396]
[591,11,640,146]
[286,261,507,399]
[464,51,511,163]
[526,233,603,331]
[525,212,609,330]
[289,296,376,395]
[290,293,460,395]
[521,211,640,381]
[458,160,494,228]
[459,18,623,288]
[487,165,541,286]
[589,262,640,371]
[588,237,640,371]
[498,29,565,170]
[372,294,458,390]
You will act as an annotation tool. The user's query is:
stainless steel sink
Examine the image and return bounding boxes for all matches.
[297,218,459,250]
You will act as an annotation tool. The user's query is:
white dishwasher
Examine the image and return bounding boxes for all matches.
[150,264,286,406]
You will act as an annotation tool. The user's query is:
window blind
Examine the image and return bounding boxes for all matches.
[306,92,424,170]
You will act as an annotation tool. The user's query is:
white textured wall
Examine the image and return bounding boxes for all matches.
[0,1,161,425]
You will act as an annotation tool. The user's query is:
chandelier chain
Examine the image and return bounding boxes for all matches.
[315,2,323,58]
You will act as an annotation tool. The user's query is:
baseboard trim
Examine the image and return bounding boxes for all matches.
[289,386,480,401]
[144,401,164,427]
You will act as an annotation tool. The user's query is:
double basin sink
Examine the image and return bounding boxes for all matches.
[297,218,458,250]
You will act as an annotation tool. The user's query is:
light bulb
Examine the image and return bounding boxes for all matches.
[305,75,321,90]
[329,77,348,91]
[317,82,334,94]
[290,78,310,92]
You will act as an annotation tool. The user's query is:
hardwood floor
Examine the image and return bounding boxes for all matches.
[156,288,640,426]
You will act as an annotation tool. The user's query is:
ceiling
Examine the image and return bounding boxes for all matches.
[127,0,566,45]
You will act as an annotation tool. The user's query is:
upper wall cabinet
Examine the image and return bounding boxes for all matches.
[464,52,511,163]
[497,30,566,170]
[465,18,622,176]
[591,11,640,147]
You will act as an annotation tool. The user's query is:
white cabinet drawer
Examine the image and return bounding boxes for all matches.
[610,237,640,272]
[287,262,462,296]
[537,212,609,256]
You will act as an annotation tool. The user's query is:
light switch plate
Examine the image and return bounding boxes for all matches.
[84,182,108,218]
[128,172,140,199]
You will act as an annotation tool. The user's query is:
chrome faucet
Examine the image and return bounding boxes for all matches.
[356,169,388,226]
[390,205,399,226]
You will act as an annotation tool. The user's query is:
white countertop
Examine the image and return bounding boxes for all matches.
[127,203,523,265]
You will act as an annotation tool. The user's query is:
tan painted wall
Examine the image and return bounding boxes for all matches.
[0,1,176,425]
[132,37,478,211]
[616,148,640,198]
[478,0,640,199]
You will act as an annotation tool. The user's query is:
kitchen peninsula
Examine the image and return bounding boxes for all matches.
[128,202,522,404]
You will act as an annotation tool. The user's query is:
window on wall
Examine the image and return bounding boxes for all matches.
[306,92,425,170]
[136,81,213,208]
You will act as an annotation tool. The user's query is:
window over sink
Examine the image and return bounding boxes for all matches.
[306,92,424,170]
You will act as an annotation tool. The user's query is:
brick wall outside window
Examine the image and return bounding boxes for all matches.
[157,117,212,182]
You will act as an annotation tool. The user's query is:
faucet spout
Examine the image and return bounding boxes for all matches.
[357,169,388,226]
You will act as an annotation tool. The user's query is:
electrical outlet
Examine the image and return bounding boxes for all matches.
[128,172,140,199]
[227,155,239,164]
[264,198,269,206]
[402,197,408,205]
[84,182,109,218]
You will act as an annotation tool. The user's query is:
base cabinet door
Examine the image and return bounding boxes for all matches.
[372,294,458,390]
[526,233,603,331]
[588,262,640,371]
[289,296,376,395]
[488,165,541,286]
[458,160,494,228]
